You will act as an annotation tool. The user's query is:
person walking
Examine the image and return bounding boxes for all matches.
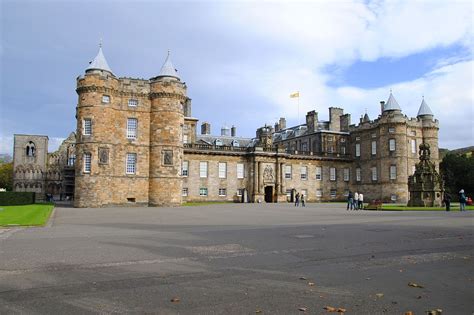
[301,194,305,207]
[353,191,359,210]
[459,189,466,211]
[295,192,300,207]
[358,192,364,210]
[347,191,353,210]
[443,192,451,211]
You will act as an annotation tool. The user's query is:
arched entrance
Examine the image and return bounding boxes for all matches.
[264,186,274,203]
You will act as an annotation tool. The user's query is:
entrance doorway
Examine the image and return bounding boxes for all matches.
[264,186,273,203]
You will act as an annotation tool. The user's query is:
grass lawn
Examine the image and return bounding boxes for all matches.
[183,201,234,207]
[0,204,54,227]
[380,204,474,211]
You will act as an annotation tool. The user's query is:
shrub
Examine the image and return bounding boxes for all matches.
[0,192,35,206]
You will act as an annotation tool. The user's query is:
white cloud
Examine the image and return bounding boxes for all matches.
[211,0,473,149]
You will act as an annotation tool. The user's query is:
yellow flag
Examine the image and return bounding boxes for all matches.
[290,91,300,98]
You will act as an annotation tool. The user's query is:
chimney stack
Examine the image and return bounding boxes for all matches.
[380,101,385,115]
[231,125,236,137]
[201,122,211,135]
[279,117,286,130]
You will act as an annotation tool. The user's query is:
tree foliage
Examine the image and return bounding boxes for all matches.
[440,153,474,199]
[0,162,13,191]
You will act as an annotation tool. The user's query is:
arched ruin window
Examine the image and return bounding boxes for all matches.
[26,141,36,157]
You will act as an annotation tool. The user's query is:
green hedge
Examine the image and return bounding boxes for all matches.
[0,192,35,206]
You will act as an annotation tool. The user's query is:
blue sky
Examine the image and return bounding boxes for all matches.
[1,0,473,154]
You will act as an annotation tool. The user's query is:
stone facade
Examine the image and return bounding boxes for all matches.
[13,48,440,207]
[13,133,76,201]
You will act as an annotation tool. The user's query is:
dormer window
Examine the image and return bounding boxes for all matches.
[102,95,110,103]
[215,139,223,146]
[232,140,240,147]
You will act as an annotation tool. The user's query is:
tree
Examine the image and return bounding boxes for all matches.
[440,153,474,199]
[0,162,13,191]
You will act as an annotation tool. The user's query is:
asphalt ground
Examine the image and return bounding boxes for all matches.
[0,203,473,314]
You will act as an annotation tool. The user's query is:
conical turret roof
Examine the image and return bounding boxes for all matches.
[384,91,401,111]
[86,44,113,74]
[417,97,434,116]
[156,51,180,80]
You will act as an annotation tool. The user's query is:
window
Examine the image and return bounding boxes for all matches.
[127,118,137,139]
[355,136,361,141]
[355,143,360,157]
[199,187,208,196]
[181,161,189,176]
[218,162,227,178]
[183,135,188,144]
[83,119,92,135]
[182,188,188,197]
[84,153,91,173]
[126,153,136,174]
[330,190,337,198]
[25,141,36,157]
[286,189,292,199]
[102,95,110,103]
[285,165,292,179]
[411,139,417,154]
[237,163,244,179]
[371,141,377,155]
[388,127,395,133]
[199,162,208,178]
[215,139,223,146]
[371,133,376,138]
[68,154,76,166]
[341,146,346,155]
[218,188,227,196]
[316,189,322,198]
[371,167,377,181]
[390,165,397,180]
[237,189,243,196]
[328,146,334,153]
[343,168,349,182]
[232,140,240,147]
[300,166,307,180]
[389,139,396,152]
[128,99,138,107]
[410,130,416,136]
[330,167,336,181]
[328,136,334,142]
[356,167,361,182]
[315,167,322,180]
[391,194,397,201]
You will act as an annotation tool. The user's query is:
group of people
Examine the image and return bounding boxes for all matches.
[294,192,305,207]
[347,191,364,210]
[443,189,469,212]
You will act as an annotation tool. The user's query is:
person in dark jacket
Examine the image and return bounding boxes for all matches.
[347,191,353,210]
[443,192,451,211]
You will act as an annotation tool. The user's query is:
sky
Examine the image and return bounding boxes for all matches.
[0,0,473,155]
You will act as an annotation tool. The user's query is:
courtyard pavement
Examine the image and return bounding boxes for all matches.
[0,203,473,314]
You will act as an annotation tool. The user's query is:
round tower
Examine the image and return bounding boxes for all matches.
[74,44,119,207]
[148,52,186,206]
[417,97,439,166]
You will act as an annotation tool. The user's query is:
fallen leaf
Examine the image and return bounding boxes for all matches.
[170,297,180,303]
[408,282,424,288]
[375,293,384,298]
[308,282,315,286]
[404,312,413,315]
[337,308,347,313]
[255,310,263,314]
[298,307,308,312]
[426,309,443,315]
[324,306,337,312]
[299,277,308,280]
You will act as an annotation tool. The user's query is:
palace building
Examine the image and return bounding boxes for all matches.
[13,46,439,207]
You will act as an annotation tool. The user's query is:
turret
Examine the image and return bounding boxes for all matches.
[382,91,402,114]
[417,97,434,121]
[148,51,186,206]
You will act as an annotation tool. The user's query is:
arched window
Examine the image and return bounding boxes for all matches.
[26,141,36,157]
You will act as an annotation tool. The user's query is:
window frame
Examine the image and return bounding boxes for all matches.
[371,140,377,155]
[218,162,227,179]
[218,188,227,196]
[199,161,208,178]
[127,118,138,140]
[199,187,208,196]
[126,153,137,175]
[102,95,110,103]
[83,118,92,136]
[343,168,350,182]
[83,153,91,173]
[390,165,397,180]
[356,167,361,182]
[237,163,245,179]
[330,167,336,181]
[355,143,360,157]
[128,99,138,107]
[285,165,292,179]
[300,166,308,180]
[182,160,189,177]
[371,166,377,181]
[389,138,396,152]
[315,166,322,180]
